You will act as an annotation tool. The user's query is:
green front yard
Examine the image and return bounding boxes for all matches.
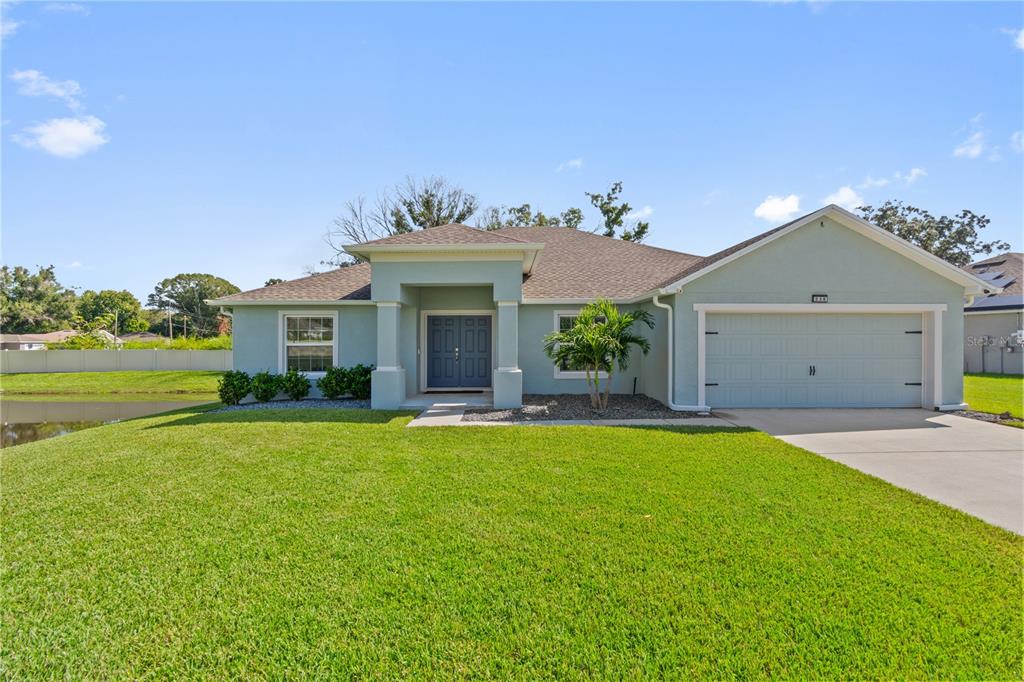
[965,372,1024,420]
[0,370,222,401]
[2,407,1019,678]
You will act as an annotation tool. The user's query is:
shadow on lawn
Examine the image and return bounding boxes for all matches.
[146,406,418,429]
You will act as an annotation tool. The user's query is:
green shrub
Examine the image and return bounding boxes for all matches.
[280,369,311,401]
[121,335,232,350]
[346,364,373,400]
[218,371,251,405]
[315,364,374,400]
[250,372,281,402]
[50,332,112,350]
[316,366,348,399]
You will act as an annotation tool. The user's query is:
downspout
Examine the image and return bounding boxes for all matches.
[652,293,697,412]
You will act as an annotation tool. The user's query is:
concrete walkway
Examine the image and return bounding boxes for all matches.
[719,409,1024,534]
[404,396,734,429]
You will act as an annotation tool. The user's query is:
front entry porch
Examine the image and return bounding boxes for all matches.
[370,291,522,410]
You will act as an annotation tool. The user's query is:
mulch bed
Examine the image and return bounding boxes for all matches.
[462,394,705,422]
[952,409,1024,428]
[213,399,370,412]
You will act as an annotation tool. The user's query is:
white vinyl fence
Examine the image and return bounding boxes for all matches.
[1,349,232,374]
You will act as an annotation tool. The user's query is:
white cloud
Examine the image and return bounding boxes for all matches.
[753,194,801,222]
[822,186,864,211]
[67,260,82,268]
[857,175,889,190]
[1001,28,1024,50]
[1010,131,1023,154]
[12,115,109,158]
[555,158,583,172]
[953,131,985,159]
[952,114,1001,161]
[10,69,82,110]
[0,5,20,42]
[43,2,90,14]
[627,205,653,221]
[896,167,927,185]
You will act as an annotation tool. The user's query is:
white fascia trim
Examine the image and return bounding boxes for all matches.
[965,308,1024,316]
[345,242,545,275]
[659,205,996,296]
[210,299,374,306]
[694,303,948,313]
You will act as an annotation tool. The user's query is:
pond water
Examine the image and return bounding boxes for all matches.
[1,399,209,448]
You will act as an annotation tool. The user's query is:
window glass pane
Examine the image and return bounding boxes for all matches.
[559,315,576,331]
[286,316,335,343]
[286,345,332,372]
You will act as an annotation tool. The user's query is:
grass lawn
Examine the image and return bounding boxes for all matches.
[965,372,1024,422]
[0,370,222,400]
[2,408,1020,678]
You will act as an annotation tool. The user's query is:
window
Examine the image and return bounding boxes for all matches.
[553,311,608,379]
[284,315,334,372]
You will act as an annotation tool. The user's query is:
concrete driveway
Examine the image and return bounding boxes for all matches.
[718,409,1024,534]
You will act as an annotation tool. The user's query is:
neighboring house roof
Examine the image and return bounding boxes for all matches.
[964,252,1023,312]
[213,263,372,303]
[213,206,994,304]
[0,330,112,345]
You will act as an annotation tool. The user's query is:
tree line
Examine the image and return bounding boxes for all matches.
[0,269,240,337]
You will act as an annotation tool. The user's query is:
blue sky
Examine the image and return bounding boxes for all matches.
[2,1,1022,301]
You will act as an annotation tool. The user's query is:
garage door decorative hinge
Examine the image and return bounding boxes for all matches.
[905,330,923,334]
[705,382,719,386]
[705,331,718,335]
[904,382,922,386]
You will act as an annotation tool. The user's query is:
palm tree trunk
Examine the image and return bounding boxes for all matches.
[585,366,598,409]
[601,370,613,410]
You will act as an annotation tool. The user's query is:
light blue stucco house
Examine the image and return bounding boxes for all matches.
[962,252,1023,375]
[212,205,997,411]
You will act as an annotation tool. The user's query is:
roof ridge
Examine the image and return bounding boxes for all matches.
[493,226,702,258]
[360,223,530,246]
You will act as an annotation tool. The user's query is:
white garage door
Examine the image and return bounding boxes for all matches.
[706,313,923,408]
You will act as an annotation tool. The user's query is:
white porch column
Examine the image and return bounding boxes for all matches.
[371,301,406,409]
[493,301,522,408]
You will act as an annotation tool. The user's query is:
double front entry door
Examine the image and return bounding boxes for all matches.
[426,315,492,389]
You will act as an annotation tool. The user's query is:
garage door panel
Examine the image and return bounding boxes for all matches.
[706,313,922,408]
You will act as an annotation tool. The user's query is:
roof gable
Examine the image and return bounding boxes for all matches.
[658,205,995,296]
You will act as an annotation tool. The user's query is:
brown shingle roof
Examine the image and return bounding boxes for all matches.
[214,263,372,302]
[358,223,530,247]
[655,216,803,288]
[494,227,701,299]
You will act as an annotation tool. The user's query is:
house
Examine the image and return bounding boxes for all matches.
[963,252,1023,375]
[211,205,996,411]
[0,330,106,350]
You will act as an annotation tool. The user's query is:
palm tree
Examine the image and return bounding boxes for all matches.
[543,299,654,410]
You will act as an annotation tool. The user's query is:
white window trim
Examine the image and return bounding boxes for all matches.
[552,309,609,380]
[277,310,339,377]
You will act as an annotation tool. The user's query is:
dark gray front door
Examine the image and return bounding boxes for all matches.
[426,315,491,389]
